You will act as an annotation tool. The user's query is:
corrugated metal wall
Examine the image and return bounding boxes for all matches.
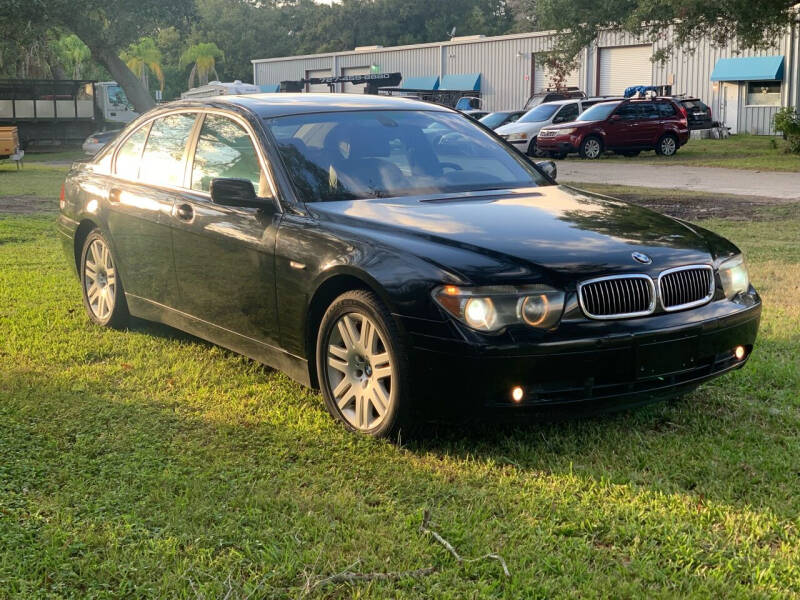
[253,28,799,134]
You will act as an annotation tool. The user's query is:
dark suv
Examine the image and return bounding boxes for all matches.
[537,98,690,159]
[676,97,713,130]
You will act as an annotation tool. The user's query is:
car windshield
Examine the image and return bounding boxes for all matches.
[479,112,510,128]
[577,102,620,122]
[266,110,548,202]
[517,104,560,123]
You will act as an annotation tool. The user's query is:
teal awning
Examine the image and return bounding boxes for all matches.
[710,56,784,82]
[401,75,439,90]
[259,84,280,93]
[440,72,481,91]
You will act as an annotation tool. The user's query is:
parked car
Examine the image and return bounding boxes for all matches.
[462,110,489,120]
[537,98,690,159]
[675,97,713,130]
[59,94,760,437]
[496,97,620,156]
[82,129,122,155]
[523,87,586,110]
[479,111,525,130]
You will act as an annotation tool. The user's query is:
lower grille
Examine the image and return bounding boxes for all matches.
[578,275,655,319]
[659,265,714,311]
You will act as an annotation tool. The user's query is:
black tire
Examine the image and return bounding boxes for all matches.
[80,229,129,328]
[525,138,540,157]
[316,290,411,438]
[579,135,603,159]
[655,134,678,156]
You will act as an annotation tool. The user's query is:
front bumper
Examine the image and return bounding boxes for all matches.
[537,135,578,154]
[402,297,761,414]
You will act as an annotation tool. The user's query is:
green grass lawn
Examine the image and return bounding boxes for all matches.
[561,134,800,172]
[1,166,799,597]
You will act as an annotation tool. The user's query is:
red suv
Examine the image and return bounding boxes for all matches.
[536,98,689,159]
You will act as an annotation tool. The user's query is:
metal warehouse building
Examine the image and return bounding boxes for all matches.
[252,27,799,135]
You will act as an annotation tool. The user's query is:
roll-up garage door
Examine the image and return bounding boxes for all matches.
[597,45,653,96]
[306,69,331,93]
[341,66,370,93]
[533,57,579,93]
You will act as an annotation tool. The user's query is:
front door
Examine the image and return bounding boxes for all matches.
[722,83,739,134]
[170,112,281,346]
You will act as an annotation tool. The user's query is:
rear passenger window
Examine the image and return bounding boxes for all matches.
[640,103,660,119]
[616,104,641,120]
[657,102,677,117]
[140,113,197,187]
[191,114,266,195]
[556,103,579,122]
[115,125,150,180]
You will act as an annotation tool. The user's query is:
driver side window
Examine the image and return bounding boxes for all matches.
[555,103,579,123]
[191,114,268,196]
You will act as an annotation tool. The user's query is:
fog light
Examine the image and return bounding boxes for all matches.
[734,345,746,360]
[511,386,524,403]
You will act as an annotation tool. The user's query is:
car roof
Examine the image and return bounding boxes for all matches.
[540,99,583,106]
[163,93,454,118]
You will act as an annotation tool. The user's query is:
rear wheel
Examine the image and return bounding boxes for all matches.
[316,290,411,438]
[656,134,678,156]
[80,229,129,328]
[579,136,602,159]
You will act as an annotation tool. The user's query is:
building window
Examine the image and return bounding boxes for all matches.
[746,81,781,106]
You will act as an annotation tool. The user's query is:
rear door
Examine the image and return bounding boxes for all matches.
[170,111,282,346]
[106,112,198,307]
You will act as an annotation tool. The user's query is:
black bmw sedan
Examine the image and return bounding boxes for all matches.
[58,94,760,437]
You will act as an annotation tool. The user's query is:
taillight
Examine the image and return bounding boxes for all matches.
[59,184,65,210]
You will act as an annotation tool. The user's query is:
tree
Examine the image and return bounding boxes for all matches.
[1,0,194,112]
[54,34,91,79]
[122,37,165,93]
[532,0,800,66]
[180,42,224,88]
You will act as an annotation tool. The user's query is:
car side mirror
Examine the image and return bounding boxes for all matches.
[536,160,557,180]
[210,178,273,210]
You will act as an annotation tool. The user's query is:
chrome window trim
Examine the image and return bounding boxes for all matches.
[109,107,282,212]
[657,264,715,313]
[577,273,656,320]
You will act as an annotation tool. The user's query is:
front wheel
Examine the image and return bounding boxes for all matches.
[656,134,678,156]
[579,136,603,159]
[316,290,411,437]
[80,229,129,328]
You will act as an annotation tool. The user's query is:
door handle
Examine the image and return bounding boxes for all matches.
[108,188,121,203]
[175,203,194,221]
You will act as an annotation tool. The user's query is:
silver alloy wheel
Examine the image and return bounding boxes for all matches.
[661,136,677,155]
[84,238,116,321]
[584,138,601,159]
[326,312,393,431]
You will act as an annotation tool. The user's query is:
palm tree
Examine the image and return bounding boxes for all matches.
[56,34,91,79]
[180,43,224,89]
[121,38,165,92]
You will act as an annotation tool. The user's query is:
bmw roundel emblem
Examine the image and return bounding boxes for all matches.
[632,251,652,264]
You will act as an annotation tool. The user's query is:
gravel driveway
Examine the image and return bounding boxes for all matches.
[556,161,800,200]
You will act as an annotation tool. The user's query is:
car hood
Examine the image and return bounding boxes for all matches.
[308,186,716,285]
[544,120,595,130]
[496,121,545,135]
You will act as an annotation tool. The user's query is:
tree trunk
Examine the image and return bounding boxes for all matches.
[90,44,156,113]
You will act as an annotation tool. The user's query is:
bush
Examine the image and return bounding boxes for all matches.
[773,107,800,153]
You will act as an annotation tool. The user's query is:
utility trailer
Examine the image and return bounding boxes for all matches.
[0,79,138,149]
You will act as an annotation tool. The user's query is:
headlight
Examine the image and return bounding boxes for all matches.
[432,285,565,332]
[506,132,528,142]
[718,254,749,299]
[556,128,575,135]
